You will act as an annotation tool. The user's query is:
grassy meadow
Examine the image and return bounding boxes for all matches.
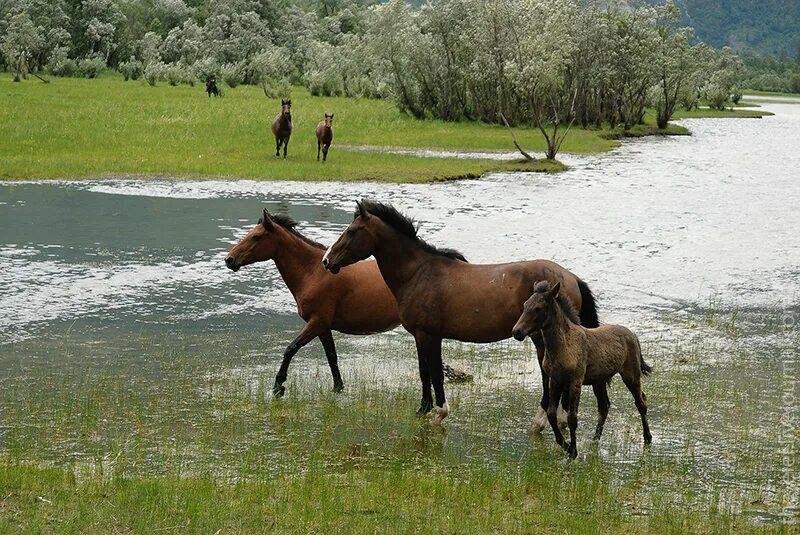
[0,75,771,183]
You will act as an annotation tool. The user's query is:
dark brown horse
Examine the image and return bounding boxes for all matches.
[512,281,652,458]
[322,200,599,424]
[271,99,292,158]
[316,113,334,161]
[225,208,400,396]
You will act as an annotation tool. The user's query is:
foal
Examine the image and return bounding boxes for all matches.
[272,99,292,158]
[316,113,334,161]
[512,281,652,458]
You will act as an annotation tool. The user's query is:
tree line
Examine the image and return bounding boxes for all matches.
[2,0,747,154]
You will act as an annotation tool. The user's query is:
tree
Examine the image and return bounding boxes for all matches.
[1,11,42,81]
[653,2,697,129]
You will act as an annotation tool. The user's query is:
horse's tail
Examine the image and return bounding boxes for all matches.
[577,278,600,328]
[636,337,653,377]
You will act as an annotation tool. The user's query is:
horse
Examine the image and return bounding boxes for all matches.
[271,99,292,159]
[206,75,220,97]
[322,200,599,425]
[316,113,334,162]
[224,208,401,396]
[512,281,652,458]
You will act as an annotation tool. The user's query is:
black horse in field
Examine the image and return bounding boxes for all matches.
[206,75,220,97]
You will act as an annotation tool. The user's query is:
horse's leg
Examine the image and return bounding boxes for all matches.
[275,138,281,158]
[417,332,448,423]
[319,330,344,393]
[531,333,549,432]
[547,379,566,450]
[317,140,321,161]
[566,382,582,459]
[323,145,328,162]
[273,321,321,397]
[622,375,652,445]
[283,136,289,159]
[592,383,611,441]
[413,336,433,417]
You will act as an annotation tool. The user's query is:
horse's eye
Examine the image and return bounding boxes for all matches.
[251,235,262,241]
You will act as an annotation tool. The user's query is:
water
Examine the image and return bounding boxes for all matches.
[1,98,799,522]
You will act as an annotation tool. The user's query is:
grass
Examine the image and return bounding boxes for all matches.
[743,89,800,98]
[0,302,798,533]
[0,75,771,182]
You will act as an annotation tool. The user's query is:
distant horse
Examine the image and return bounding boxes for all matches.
[316,113,334,161]
[512,281,652,458]
[225,209,400,396]
[272,99,292,158]
[322,200,599,424]
[206,75,220,97]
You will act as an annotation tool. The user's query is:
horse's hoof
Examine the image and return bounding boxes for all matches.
[431,402,449,425]
[332,382,344,393]
[644,434,653,445]
[416,402,433,417]
[272,384,285,398]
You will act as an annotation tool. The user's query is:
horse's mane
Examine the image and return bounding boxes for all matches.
[358,200,468,262]
[259,213,326,250]
[533,280,581,325]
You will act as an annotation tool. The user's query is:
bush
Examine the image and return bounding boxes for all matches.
[702,82,728,110]
[790,73,800,94]
[307,68,344,97]
[220,62,244,88]
[77,57,106,79]
[144,61,166,86]
[190,58,220,85]
[119,57,144,81]
[50,58,77,77]
[164,63,189,86]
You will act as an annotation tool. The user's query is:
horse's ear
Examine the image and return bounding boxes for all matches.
[547,282,561,301]
[281,99,285,105]
[261,208,275,231]
[330,113,334,119]
[287,99,292,106]
[356,201,370,220]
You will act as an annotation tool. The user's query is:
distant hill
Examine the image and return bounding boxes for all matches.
[673,0,800,57]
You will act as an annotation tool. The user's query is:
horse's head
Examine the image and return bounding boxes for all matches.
[512,281,560,340]
[225,208,282,272]
[281,99,292,118]
[322,200,380,274]
[324,113,334,128]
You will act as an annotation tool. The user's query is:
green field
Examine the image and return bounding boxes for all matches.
[0,75,771,183]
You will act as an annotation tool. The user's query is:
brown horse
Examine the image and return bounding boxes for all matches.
[271,99,292,159]
[316,113,334,162]
[512,281,652,458]
[225,208,400,396]
[322,200,599,424]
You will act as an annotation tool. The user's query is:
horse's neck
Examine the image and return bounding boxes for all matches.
[372,231,429,297]
[541,305,573,358]
[272,231,323,297]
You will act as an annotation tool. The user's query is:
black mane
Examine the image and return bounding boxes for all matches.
[259,213,326,250]
[358,200,467,262]
[533,280,582,325]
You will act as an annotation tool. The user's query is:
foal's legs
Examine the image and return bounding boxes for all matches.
[622,375,652,445]
[547,379,566,450]
[566,382,582,459]
[319,330,344,393]
[273,321,321,397]
[531,334,567,433]
[592,383,611,441]
[416,332,448,423]
[317,141,321,161]
[275,138,281,158]
[283,137,289,159]
[322,145,329,162]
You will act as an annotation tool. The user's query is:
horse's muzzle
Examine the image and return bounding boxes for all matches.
[225,256,241,272]
[512,329,527,341]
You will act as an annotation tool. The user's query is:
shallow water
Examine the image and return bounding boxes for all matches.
[1,99,799,523]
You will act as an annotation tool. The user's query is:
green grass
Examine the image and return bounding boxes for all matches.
[0,75,770,182]
[673,107,774,119]
[743,89,800,98]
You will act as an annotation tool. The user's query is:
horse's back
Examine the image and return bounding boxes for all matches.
[582,323,639,384]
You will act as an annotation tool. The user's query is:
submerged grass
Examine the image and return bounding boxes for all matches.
[0,76,768,182]
[0,303,797,533]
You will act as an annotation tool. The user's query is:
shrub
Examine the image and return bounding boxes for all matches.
[164,63,189,86]
[119,57,144,81]
[144,61,166,86]
[220,62,244,88]
[190,58,220,85]
[77,57,106,79]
